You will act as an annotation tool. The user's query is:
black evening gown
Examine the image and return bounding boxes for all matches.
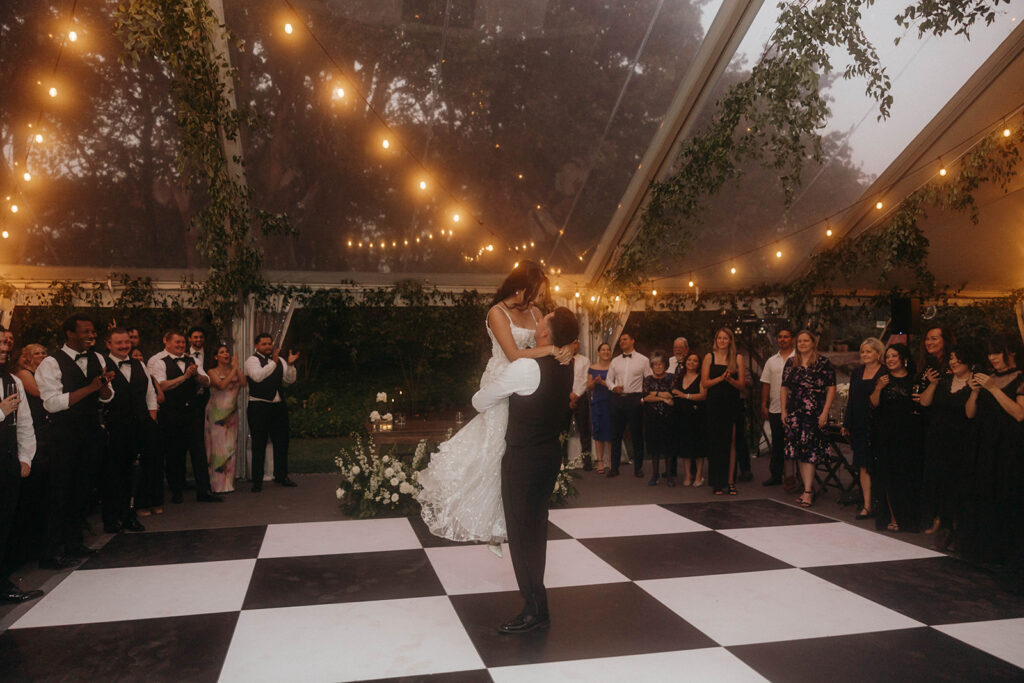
[843,365,878,471]
[872,374,922,532]
[674,374,707,463]
[921,378,972,529]
[706,361,739,491]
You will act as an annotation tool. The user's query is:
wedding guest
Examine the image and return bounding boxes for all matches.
[14,345,49,439]
[672,351,706,486]
[606,332,650,478]
[9,344,50,562]
[913,324,953,532]
[130,347,162,516]
[780,330,837,508]
[206,344,242,494]
[702,328,745,495]
[843,337,884,519]
[643,352,676,486]
[667,337,689,375]
[870,343,919,533]
[569,340,592,470]
[101,328,157,533]
[587,343,613,474]
[187,327,207,369]
[760,327,795,487]
[918,345,974,548]
[36,313,115,568]
[126,327,141,350]
[148,330,221,504]
[245,334,299,491]
[1,330,14,370]
[0,329,43,604]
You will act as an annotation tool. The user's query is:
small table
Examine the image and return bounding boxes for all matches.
[367,418,461,449]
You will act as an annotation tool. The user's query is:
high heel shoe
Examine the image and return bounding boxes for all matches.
[487,541,504,558]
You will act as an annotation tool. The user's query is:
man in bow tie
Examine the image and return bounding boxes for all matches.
[605,332,651,478]
[244,334,299,491]
[35,313,116,569]
[148,330,221,504]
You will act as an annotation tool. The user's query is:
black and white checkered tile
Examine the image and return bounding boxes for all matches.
[2,499,1022,682]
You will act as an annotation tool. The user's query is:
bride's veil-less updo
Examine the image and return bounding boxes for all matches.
[490,260,549,309]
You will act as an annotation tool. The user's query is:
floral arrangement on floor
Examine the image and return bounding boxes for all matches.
[335,434,429,518]
[553,430,582,505]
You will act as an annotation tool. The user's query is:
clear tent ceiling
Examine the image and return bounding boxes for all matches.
[0,0,1020,286]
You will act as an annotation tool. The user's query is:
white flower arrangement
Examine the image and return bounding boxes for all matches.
[376,392,388,403]
[369,410,382,423]
[836,383,851,399]
[336,435,431,518]
[382,412,393,422]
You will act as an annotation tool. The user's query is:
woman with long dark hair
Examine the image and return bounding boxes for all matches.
[702,328,745,495]
[672,351,707,486]
[870,343,920,532]
[418,261,573,555]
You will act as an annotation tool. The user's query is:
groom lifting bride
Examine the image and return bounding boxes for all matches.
[471,306,579,634]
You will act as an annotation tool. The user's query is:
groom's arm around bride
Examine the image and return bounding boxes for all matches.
[471,307,579,635]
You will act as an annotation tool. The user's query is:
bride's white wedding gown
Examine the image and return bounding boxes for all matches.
[417,309,536,542]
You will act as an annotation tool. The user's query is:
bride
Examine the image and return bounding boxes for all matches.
[417,261,572,552]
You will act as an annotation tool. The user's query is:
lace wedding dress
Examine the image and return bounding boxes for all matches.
[417,308,536,542]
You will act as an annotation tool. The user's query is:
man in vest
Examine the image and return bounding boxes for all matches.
[244,333,299,492]
[472,307,578,634]
[36,313,115,569]
[103,327,158,533]
[0,327,43,603]
[148,330,222,504]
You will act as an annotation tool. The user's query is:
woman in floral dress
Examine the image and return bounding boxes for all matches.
[206,344,242,493]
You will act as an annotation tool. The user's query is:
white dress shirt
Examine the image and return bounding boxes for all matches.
[0,374,37,466]
[606,352,651,394]
[760,350,795,414]
[36,345,115,414]
[189,346,205,370]
[472,358,541,413]
[667,355,688,375]
[571,354,589,397]
[244,354,297,403]
[108,353,159,411]
[147,350,208,385]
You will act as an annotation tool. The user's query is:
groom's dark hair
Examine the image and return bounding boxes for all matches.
[549,307,579,348]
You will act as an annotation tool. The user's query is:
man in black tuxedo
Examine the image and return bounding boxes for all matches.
[102,328,158,533]
[244,333,299,491]
[472,307,578,634]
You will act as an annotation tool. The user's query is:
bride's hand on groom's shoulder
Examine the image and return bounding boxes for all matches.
[553,345,573,364]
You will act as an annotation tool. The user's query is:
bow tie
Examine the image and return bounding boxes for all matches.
[622,354,632,358]
[118,359,132,368]
[192,351,201,357]
[174,356,188,363]
[75,352,89,361]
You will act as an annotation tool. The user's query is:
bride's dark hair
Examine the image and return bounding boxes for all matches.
[491,260,548,309]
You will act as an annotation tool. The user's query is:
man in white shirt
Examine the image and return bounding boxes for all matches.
[245,333,299,491]
[36,313,115,568]
[760,327,795,486]
[0,328,43,603]
[569,340,592,470]
[606,332,651,478]
[666,337,689,375]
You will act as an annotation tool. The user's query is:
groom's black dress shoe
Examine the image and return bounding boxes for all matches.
[498,613,550,635]
[1,585,44,604]
[606,469,619,478]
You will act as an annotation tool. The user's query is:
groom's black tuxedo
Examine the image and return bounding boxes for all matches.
[474,355,573,618]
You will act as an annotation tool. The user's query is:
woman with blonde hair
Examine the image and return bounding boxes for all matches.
[843,337,884,519]
[781,330,836,507]
[702,328,745,495]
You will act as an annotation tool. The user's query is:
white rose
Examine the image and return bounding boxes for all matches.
[351,465,360,475]
[335,488,344,500]
[369,411,381,422]
[391,493,399,502]
[382,413,392,421]
[384,467,394,477]
[390,477,399,486]
[399,482,414,494]
[382,455,390,463]
[397,471,406,481]
[377,392,387,403]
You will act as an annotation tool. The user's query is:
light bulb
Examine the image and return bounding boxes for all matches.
[590,296,596,302]
[730,267,736,274]
[10,205,18,213]
[688,280,694,287]
[1004,128,1012,137]
[1,231,8,239]
[347,240,352,247]
[776,250,782,258]
[826,228,833,237]
[529,241,534,247]
[284,22,293,34]
[516,173,523,180]
[418,180,427,190]
[514,262,519,268]
[34,133,43,143]
[48,87,57,98]
[334,87,345,99]
[452,213,460,223]
[651,289,657,296]
[68,30,77,42]
[381,139,390,149]
[23,172,31,182]
[486,244,493,252]
[615,296,621,302]
[875,201,883,210]
[403,239,408,246]
[939,167,947,176]
[554,285,560,292]
[415,237,420,243]
[575,292,580,298]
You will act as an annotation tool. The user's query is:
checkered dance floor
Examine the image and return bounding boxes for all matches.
[2,499,1023,681]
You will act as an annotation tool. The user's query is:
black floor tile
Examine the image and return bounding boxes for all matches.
[371,671,493,683]
[580,531,791,580]
[729,627,1024,682]
[242,548,445,609]
[0,612,238,683]
[81,526,267,569]
[660,498,832,530]
[449,582,715,668]
[806,556,1024,625]
[407,515,569,548]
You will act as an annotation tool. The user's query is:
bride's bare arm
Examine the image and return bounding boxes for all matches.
[487,306,555,361]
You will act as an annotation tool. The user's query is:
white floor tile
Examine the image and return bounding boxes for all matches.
[638,568,921,646]
[718,522,942,567]
[218,596,483,682]
[934,618,1024,669]
[489,648,767,682]
[548,504,709,539]
[11,560,255,629]
[258,518,421,558]
[425,539,628,595]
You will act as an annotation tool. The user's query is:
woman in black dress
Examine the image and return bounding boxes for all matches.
[643,352,675,486]
[918,346,975,549]
[672,352,707,487]
[842,337,884,519]
[870,343,919,532]
[914,324,953,535]
[962,334,1024,568]
[702,328,745,495]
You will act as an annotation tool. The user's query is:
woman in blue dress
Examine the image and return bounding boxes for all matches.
[587,343,613,473]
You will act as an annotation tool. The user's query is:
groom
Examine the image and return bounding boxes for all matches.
[472,307,579,634]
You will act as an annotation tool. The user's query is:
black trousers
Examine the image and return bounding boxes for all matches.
[0,451,20,577]
[248,401,290,482]
[646,416,675,477]
[7,442,47,566]
[43,419,101,558]
[734,400,751,474]
[610,394,644,473]
[102,419,150,525]
[159,409,212,499]
[501,442,561,617]
[573,393,592,455]
[768,412,786,479]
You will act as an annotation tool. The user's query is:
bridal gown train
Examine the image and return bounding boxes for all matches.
[417,310,536,542]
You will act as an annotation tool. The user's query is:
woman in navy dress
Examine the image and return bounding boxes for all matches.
[780,330,837,508]
[672,351,707,486]
[843,338,884,519]
[587,343,613,473]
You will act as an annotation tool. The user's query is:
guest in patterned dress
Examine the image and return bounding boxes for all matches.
[642,352,675,486]
[780,330,837,508]
[205,344,242,493]
[587,343,613,473]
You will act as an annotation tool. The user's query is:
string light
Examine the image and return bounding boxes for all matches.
[10,205,18,213]
[775,250,783,258]
[688,280,694,288]
[486,244,494,252]
[34,133,43,143]
[284,22,293,34]
[651,289,657,296]
[381,138,390,149]
[875,201,883,210]
[452,213,460,223]
[730,266,736,274]
[826,227,833,237]
[514,261,519,268]
[554,285,560,292]
[939,167,947,176]
[68,30,78,42]
[333,87,345,99]
[418,180,427,190]
[48,87,57,98]
[1,231,8,239]
[575,292,581,298]
[347,240,352,247]
[1004,128,1012,137]
[22,172,31,182]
